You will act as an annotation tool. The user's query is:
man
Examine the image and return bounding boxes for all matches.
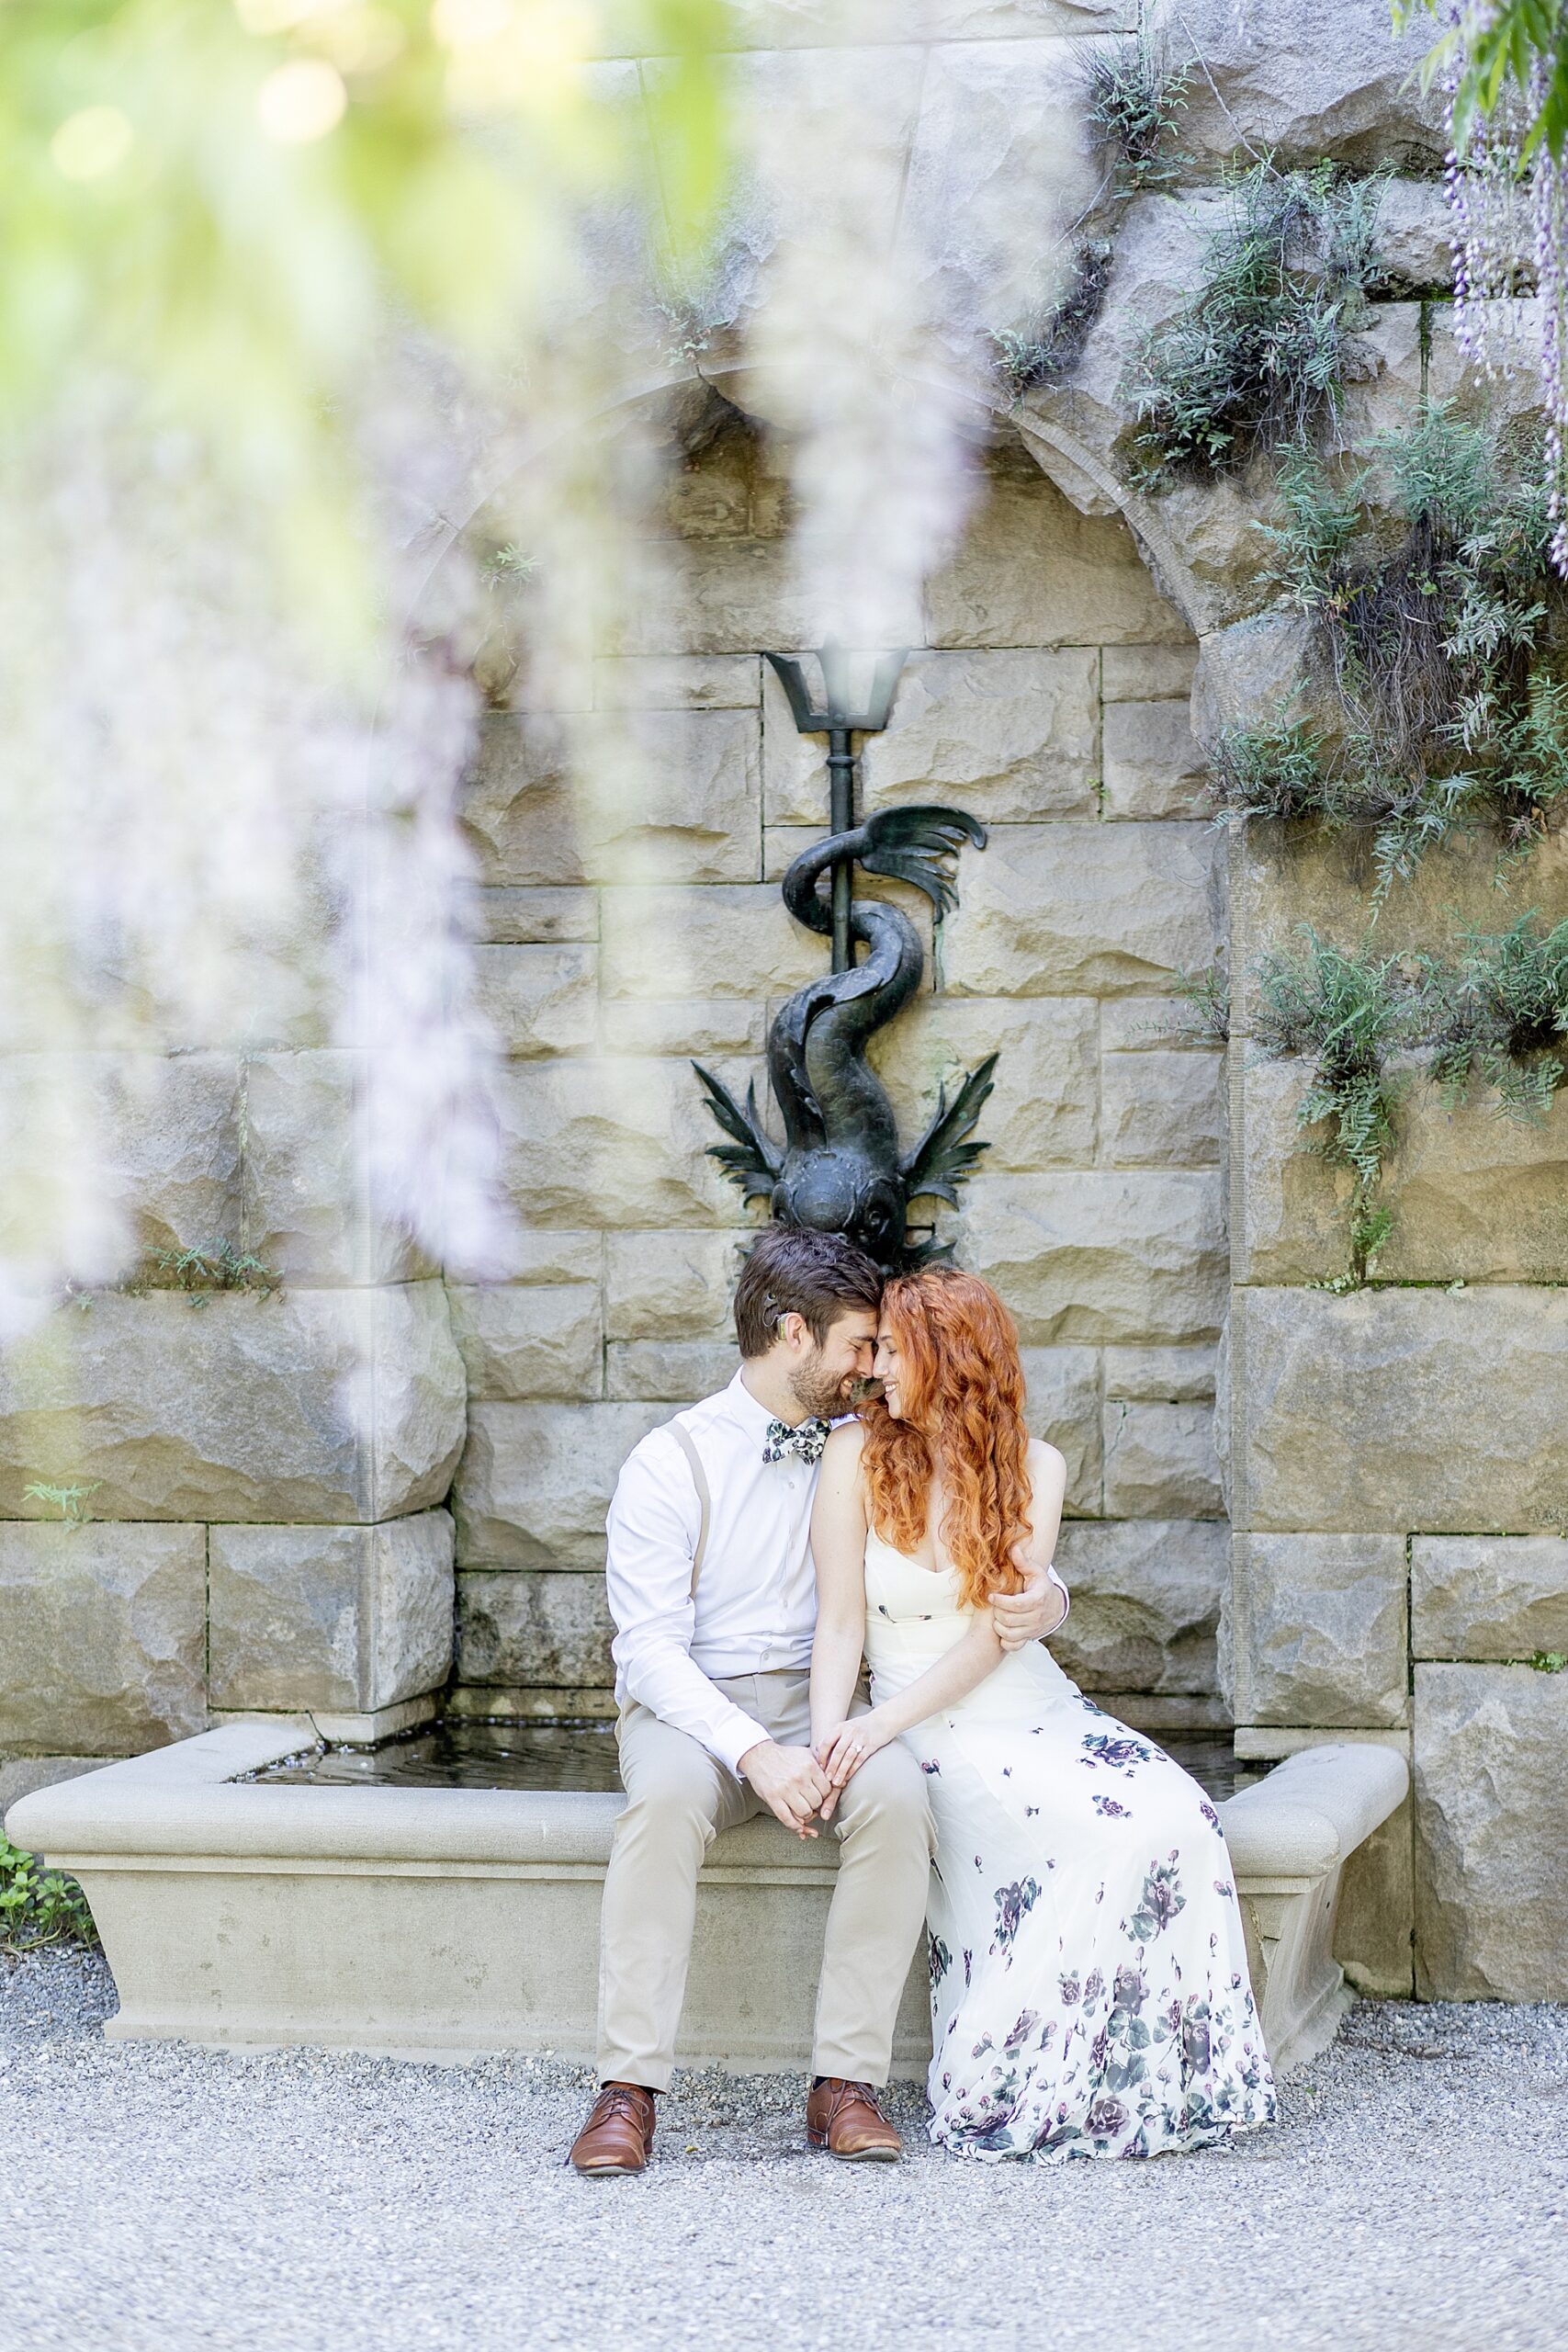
[569,1225,1061,2176]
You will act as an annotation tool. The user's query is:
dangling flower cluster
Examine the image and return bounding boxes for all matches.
[1440,4,1568,570]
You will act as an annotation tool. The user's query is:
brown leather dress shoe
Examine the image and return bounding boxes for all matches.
[806,2078,903,2163]
[569,2082,657,2176]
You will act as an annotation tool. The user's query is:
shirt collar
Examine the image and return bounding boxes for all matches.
[723,1365,783,1443]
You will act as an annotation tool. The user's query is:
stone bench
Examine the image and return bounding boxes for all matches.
[5,1726,1407,2078]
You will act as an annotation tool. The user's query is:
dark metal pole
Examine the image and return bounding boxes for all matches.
[827,727,855,973]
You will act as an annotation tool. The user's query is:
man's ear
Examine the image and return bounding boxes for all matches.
[776,1309,809,1351]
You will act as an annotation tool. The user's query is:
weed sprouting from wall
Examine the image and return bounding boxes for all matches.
[1251,932,1417,1283]
[1421,914,1568,1117]
[1125,166,1382,483]
[1083,36,1190,196]
[20,1481,101,1529]
[991,245,1114,399]
[1213,411,1568,893]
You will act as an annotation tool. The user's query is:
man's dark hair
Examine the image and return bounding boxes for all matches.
[733,1225,884,1358]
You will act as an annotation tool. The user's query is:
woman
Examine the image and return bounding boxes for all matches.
[809,1265,1276,2164]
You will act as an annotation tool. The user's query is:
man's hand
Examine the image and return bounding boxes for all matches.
[991,1568,1067,1653]
[739,1740,832,1838]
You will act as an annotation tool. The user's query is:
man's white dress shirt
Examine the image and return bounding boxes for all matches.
[606,1369,817,1775]
[605,1365,1071,1780]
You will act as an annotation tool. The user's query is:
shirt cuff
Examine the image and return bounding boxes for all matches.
[712,1708,772,1779]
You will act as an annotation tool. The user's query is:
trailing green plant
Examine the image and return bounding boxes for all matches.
[1250,932,1422,1283]
[21,1480,100,1529]
[0,1834,97,1956]
[1221,411,1568,891]
[1172,961,1232,1044]
[138,1241,281,1305]
[1525,1651,1568,1673]
[991,243,1113,399]
[1420,912,1568,1118]
[1084,35,1190,196]
[1125,164,1382,483]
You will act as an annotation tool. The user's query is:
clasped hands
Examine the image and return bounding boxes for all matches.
[740,1571,1058,1838]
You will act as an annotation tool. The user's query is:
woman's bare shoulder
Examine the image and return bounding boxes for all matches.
[823,1418,868,1459]
[1026,1435,1067,1483]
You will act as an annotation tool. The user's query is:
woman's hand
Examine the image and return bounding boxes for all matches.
[816,1712,896,1791]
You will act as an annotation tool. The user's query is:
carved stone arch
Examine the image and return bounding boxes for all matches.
[412,353,1213,647]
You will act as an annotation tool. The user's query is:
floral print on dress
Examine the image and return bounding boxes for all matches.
[860,1528,1277,2167]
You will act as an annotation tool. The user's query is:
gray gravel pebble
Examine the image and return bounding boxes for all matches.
[2,1948,1564,2352]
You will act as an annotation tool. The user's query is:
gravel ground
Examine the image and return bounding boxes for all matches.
[2,1948,1565,2352]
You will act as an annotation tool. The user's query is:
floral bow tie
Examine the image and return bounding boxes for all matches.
[763,1417,830,1466]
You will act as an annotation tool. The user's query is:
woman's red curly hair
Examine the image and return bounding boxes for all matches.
[858,1265,1032,1611]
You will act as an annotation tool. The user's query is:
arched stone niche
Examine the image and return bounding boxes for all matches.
[449,375,1233,1747]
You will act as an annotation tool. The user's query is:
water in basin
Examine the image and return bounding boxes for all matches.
[247,1722,1265,1803]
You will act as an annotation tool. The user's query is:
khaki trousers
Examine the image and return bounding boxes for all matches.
[597,1668,935,2091]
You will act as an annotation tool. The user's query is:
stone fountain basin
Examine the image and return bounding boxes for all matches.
[5,1725,1407,2079]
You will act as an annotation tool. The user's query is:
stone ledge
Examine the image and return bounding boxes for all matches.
[4,1727,1408,2079]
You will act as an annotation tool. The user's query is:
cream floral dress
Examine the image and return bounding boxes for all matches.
[863,1530,1277,2163]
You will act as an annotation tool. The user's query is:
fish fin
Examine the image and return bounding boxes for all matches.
[692,1064,781,1201]
[858,804,986,921]
[901,1053,998,1205]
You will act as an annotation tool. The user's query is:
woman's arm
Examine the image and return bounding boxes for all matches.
[808,1426,874,1777]
[818,1607,1004,1784]
[992,1439,1070,1645]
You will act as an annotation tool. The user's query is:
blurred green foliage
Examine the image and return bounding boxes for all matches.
[0,0,729,642]
[1399,0,1568,160]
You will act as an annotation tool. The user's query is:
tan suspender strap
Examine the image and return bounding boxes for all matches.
[668,1420,711,1599]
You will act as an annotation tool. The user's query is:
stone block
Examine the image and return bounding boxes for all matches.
[1101,698,1206,820]
[1102,644,1197,701]
[0,1052,243,1275]
[1018,1346,1101,1518]
[1414,1663,1568,1999]
[0,1522,207,1754]
[460,706,761,887]
[209,1513,455,1715]
[1103,1401,1222,1519]
[474,888,599,944]
[1235,1055,1568,1286]
[622,537,924,659]
[942,820,1224,997]
[485,1058,750,1228]
[1151,0,1445,170]
[762,649,1100,827]
[1412,1537,1568,1665]
[456,1401,671,1569]
[1228,1287,1568,1535]
[457,1569,615,1689]
[1190,611,1339,753]
[1231,1533,1409,1728]
[1232,821,1568,980]
[606,1341,739,1403]
[0,1285,465,1522]
[0,1757,106,1811]
[958,1170,1226,1345]
[870,996,1099,1173]
[1371,178,1460,292]
[924,447,1189,650]
[447,1285,603,1402]
[1102,1042,1225,1167]
[243,1051,429,1285]
[598,1000,768,1056]
[1334,1792,1416,1999]
[899,34,1100,326]
[604,1230,747,1342]
[592,655,760,709]
[599,887,819,1001]
[445,1229,601,1287]
[1051,1519,1227,1697]
[470,945,598,1057]
[1103,1346,1216,1403]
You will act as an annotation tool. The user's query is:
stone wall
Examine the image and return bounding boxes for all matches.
[1224,829,1568,2000]
[449,425,1232,1736]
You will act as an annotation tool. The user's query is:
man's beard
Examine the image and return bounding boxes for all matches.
[789,1350,857,1423]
